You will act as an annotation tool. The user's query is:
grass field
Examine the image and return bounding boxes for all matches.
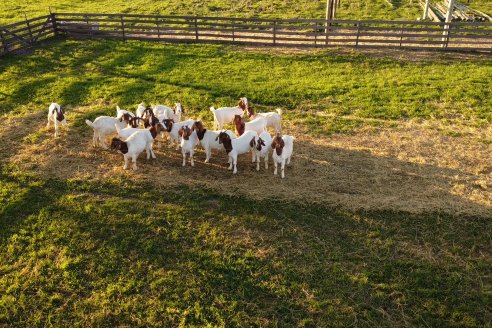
[2,0,492,26]
[1,39,491,326]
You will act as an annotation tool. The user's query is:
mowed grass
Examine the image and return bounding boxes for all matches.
[0,39,490,136]
[0,39,491,326]
[2,0,491,26]
[1,164,491,326]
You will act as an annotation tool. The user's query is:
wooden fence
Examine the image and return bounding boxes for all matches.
[1,12,492,57]
[0,15,55,56]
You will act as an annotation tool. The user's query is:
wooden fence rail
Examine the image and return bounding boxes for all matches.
[1,13,491,57]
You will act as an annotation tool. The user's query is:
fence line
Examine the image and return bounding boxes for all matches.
[1,13,492,56]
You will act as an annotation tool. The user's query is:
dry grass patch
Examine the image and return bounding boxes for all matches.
[2,107,491,217]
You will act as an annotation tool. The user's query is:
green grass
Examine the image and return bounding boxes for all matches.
[1,39,491,326]
[0,39,490,136]
[1,165,491,326]
[2,0,491,26]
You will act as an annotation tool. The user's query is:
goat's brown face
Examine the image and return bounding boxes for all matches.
[192,121,203,132]
[246,106,254,118]
[238,98,247,111]
[256,137,265,151]
[233,115,242,124]
[162,119,174,131]
[217,132,229,144]
[271,135,284,156]
[111,138,121,150]
[55,108,65,122]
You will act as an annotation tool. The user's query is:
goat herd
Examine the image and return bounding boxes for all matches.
[46,97,294,178]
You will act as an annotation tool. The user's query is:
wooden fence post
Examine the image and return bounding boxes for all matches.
[194,16,198,40]
[121,15,125,40]
[49,8,58,37]
[273,20,277,45]
[399,24,404,47]
[355,22,361,47]
[156,18,160,39]
[314,22,318,46]
[0,31,8,54]
[24,13,33,44]
[232,21,235,42]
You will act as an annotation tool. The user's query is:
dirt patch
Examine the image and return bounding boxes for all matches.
[2,108,491,217]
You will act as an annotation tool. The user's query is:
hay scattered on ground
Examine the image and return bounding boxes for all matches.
[2,108,491,217]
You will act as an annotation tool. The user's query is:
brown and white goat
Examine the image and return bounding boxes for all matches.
[271,134,294,178]
[47,103,68,137]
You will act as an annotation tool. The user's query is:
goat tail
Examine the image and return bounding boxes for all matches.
[85,119,94,128]
[209,106,215,112]
[275,108,283,116]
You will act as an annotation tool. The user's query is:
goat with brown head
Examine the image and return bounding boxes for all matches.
[111,137,128,154]
[233,115,245,136]
[192,121,207,141]
[271,134,285,156]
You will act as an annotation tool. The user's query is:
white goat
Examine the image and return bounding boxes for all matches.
[233,115,267,136]
[216,130,257,174]
[252,131,273,171]
[110,131,153,171]
[246,107,282,134]
[115,122,163,159]
[116,106,135,119]
[179,125,198,166]
[136,102,146,118]
[153,103,183,122]
[46,103,68,137]
[271,134,294,179]
[161,119,196,150]
[85,115,129,149]
[210,97,248,130]
[192,121,236,163]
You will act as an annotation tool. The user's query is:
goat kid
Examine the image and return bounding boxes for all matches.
[46,103,68,137]
[252,131,273,171]
[233,114,267,136]
[216,130,257,174]
[192,121,236,163]
[178,125,198,166]
[85,114,131,149]
[209,97,248,130]
[115,121,164,159]
[246,106,282,134]
[271,134,294,179]
[110,130,154,171]
[161,119,196,150]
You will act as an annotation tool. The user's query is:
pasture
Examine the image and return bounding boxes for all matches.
[2,0,492,25]
[1,38,491,326]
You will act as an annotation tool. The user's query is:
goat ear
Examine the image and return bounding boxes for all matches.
[250,137,256,148]
[178,128,183,137]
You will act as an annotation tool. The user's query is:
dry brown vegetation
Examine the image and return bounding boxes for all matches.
[3,107,491,218]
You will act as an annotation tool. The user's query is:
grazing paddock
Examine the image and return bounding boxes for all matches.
[0,39,491,326]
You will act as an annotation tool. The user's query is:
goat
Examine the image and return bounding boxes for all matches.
[209,97,248,130]
[46,103,68,137]
[154,102,184,122]
[161,119,196,150]
[140,106,160,128]
[216,130,257,174]
[252,131,273,171]
[271,134,294,179]
[178,125,198,166]
[115,121,164,159]
[192,121,236,163]
[110,131,153,171]
[85,114,130,149]
[136,102,146,118]
[246,106,282,134]
[233,114,267,136]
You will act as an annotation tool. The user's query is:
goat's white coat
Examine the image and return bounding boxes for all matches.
[253,131,273,171]
[162,119,196,150]
[220,130,257,174]
[252,108,282,133]
[85,116,126,149]
[46,103,67,137]
[180,130,198,167]
[116,106,135,119]
[153,103,183,122]
[272,135,294,179]
[116,125,158,159]
[114,130,154,170]
[242,116,268,136]
[210,97,247,130]
[198,129,236,163]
